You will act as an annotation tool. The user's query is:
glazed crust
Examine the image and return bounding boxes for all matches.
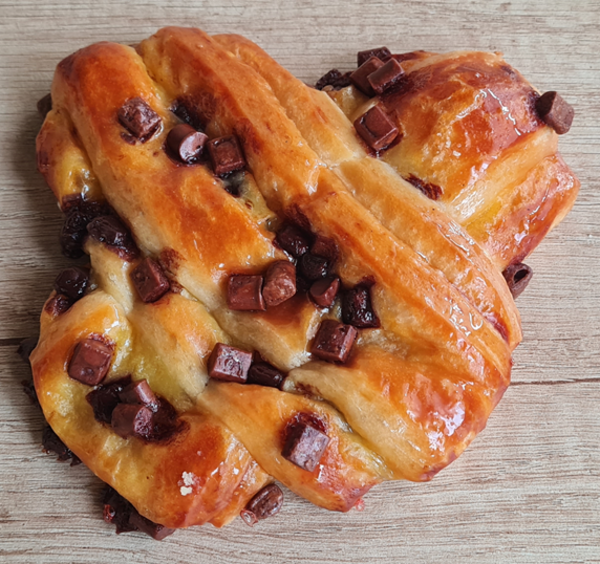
[32,27,578,529]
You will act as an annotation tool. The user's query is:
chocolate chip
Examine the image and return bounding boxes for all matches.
[60,199,112,259]
[166,123,208,164]
[54,266,89,302]
[111,403,153,439]
[128,511,175,541]
[282,419,330,472]
[357,47,391,67]
[275,224,311,258]
[311,320,358,363]
[309,276,340,308]
[405,174,443,200]
[247,362,285,388]
[535,91,574,134]
[118,379,157,408]
[240,484,284,526]
[37,93,52,118]
[87,376,132,424]
[299,253,330,281]
[367,58,405,94]
[207,135,246,177]
[262,261,296,307]
[17,336,38,363]
[87,215,129,247]
[44,293,72,316]
[42,425,81,466]
[117,97,161,141]
[354,105,399,151]
[502,263,533,299]
[227,274,266,311]
[342,284,380,328]
[68,338,113,386]
[208,343,252,383]
[350,56,385,97]
[315,69,352,91]
[131,258,170,303]
[310,235,338,264]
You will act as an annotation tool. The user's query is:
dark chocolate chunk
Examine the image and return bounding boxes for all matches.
[87,376,132,424]
[146,398,182,442]
[42,425,81,466]
[128,511,175,541]
[282,419,330,472]
[350,56,385,97]
[535,91,574,134]
[357,46,391,67]
[310,235,338,264]
[227,275,266,311]
[60,199,112,259]
[131,258,170,303]
[367,58,405,94]
[87,215,129,247]
[207,135,246,176]
[54,266,89,302]
[240,483,284,526]
[119,379,158,408]
[166,123,208,164]
[299,253,330,281]
[68,338,113,386]
[309,276,340,308]
[208,343,252,383]
[17,336,39,363]
[342,283,380,328]
[111,403,153,439]
[311,319,358,364]
[248,362,285,388]
[117,97,161,141]
[354,105,399,151]
[276,224,311,258]
[315,69,352,91]
[44,293,72,316]
[405,174,443,200]
[502,263,533,299]
[262,261,297,307]
[37,93,52,119]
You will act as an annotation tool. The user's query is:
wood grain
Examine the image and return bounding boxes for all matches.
[0,0,598,562]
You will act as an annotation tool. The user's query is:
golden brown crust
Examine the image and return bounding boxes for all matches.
[31,27,578,530]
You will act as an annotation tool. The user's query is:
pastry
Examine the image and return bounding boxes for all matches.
[29,26,579,536]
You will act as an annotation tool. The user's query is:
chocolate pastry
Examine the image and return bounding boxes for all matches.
[31,27,578,536]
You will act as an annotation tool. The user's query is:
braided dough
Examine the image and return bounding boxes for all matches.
[32,27,579,530]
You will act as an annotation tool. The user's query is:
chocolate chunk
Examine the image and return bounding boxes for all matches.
[309,276,340,308]
[240,483,284,526]
[227,275,266,311]
[68,338,113,386]
[128,511,175,541]
[311,235,338,264]
[282,419,330,472]
[502,263,533,299]
[111,403,153,439]
[535,91,574,134]
[146,398,182,442]
[299,253,330,281]
[208,343,252,383]
[54,266,89,302]
[166,123,208,164]
[248,362,285,388]
[342,283,380,328]
[207,135,246,176]
[17,336,38,363]
[357,47,391,67]
[276,224,311,258]
[37,93,52,118]
[117,97,161,141]
[367,58,405,94]
[42,425,81,466]
[350,56,385,97]
[44,293,72,316]
[354,105,399,151]
[87,376,132,424]
[315,69,352,91]
[170,98,205,131]
[60,199,111,259]
[119,379,157,408]
[405,174,443,200]
[262,261,297,307]
[131,258,170,303]
[311,320,358,363]
[87,215,129,247]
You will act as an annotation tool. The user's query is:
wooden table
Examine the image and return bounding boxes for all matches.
[1,1,598,562]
